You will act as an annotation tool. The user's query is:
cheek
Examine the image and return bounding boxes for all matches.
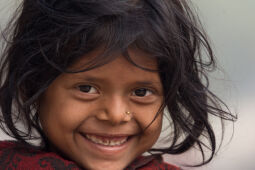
[131,101,163,130]
[145,113,163,135]
[137,112,163,152]
[130,100,163,148]
[39,91,90,135]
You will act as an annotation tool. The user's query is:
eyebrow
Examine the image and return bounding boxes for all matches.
[132,81,162,86]
[75,75,161,86]
[75,76,106,83]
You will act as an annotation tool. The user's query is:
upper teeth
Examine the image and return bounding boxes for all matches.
[85,134,127,146]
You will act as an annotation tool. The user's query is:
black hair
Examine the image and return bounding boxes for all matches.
[0,0,236,166]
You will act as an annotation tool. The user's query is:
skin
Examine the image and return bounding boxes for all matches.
[39,49,164,170]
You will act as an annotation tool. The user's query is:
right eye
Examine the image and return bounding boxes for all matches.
[78,85,98,94]
[132,88,152,97]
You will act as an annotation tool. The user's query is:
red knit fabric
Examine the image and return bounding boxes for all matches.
[0,141,180,170]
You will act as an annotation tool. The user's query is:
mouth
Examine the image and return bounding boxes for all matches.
[80,133,132,147]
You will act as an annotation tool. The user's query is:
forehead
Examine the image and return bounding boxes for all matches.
[70,48,158,72]
[61,48,161,88]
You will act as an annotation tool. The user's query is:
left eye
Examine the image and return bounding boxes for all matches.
[78,85,98,94]
[132,88,152,97]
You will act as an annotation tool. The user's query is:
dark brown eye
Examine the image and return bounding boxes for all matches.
[78,85,98,93]
[133,88,152,97]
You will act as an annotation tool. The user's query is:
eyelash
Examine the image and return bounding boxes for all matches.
[77,85,99,94]
[131,88,153,97]
[77,84,154,97]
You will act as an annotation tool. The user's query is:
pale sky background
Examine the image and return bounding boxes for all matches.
[0,0,255,170]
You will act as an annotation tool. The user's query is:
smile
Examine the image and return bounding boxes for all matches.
[84,134,129,146]
[79,132,136,155]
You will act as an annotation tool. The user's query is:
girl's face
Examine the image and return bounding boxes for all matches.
[39,49,164,170]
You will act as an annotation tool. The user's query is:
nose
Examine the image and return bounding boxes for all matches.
[96,95,132,125]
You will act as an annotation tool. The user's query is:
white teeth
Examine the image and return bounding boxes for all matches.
[85,134,127,146]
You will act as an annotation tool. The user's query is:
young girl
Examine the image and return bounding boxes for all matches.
[0,0,235,169]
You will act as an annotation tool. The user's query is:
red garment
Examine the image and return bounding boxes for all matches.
[0,141,180,170]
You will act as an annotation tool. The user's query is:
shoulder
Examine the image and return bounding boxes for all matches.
[0,140,81,170]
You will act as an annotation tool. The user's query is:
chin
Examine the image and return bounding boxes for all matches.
[79,159,128,170]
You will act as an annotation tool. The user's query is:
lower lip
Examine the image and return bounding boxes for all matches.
[80,133,132,155]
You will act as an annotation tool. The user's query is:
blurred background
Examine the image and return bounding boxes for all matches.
[0,0,255,169]
[165,0,255,169]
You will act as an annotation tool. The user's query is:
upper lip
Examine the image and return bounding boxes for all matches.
[80,132,138,138]
[80,132,133,138]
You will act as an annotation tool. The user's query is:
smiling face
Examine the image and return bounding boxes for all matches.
[39,49,164,170]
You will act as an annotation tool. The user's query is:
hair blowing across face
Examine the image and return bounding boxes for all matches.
[0,0,236,166]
